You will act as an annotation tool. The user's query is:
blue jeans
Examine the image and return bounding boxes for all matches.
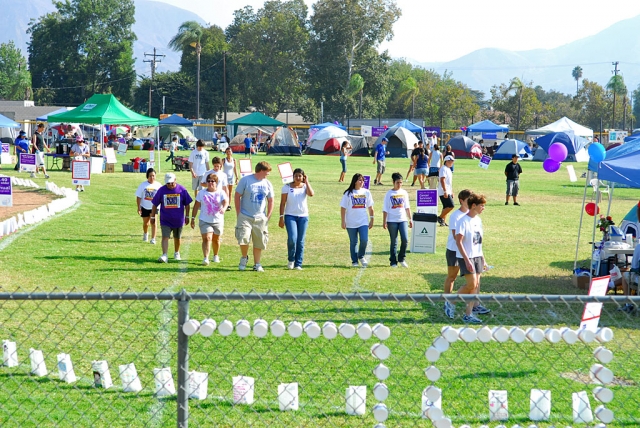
[340,158,347,172]
[284,215,308,267]
[346,225,369,263]
[387,221,408,265]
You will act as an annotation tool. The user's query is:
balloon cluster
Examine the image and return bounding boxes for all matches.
[460,126,467,132]
[543,142,568,173]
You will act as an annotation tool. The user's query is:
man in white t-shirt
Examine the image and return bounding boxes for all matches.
[188,139,210,199]
[437,155,455,227]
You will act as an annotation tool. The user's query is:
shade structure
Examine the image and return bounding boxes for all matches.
[598,151,640,188]
[589,138,640,172]
[527,116,593,138]
[467,120,509,133]
[0,113,20,128]
[48,94,158,126]
[159,114,193,126]
[228,112,285,135]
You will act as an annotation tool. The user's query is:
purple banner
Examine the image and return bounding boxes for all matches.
[0,177,11,195]
[363,175,371,189]
[19,153,36,172]
[372,127,386,137]
[423,127,441,137]
[1,143,9,153]
[482,132,498,139]
[416,189,438,207]
[479,155,492,170]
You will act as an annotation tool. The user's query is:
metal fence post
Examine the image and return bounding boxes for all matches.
[177,289,190,428]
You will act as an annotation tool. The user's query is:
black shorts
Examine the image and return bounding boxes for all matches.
[244,147,251,155]
[439,195,455,209]
[140,207,152,218]
[446,249,459,267]
[458,256,484,275]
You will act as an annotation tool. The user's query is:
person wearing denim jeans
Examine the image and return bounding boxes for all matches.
[340,173,374,267]
[382,173,412,267]
[279,168,314,270]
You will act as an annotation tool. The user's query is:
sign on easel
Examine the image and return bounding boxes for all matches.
[416,189,438,214]
[580,276,609,332]
[19,154,36,172]
[239,159,252,178]
[104,148,117,164]
[277,162,294,184]
[117,142,128,155]
[0,176,12,207]
[0,143,10,164]
[479,155,492,170]
[566,165,577,182]
[363,176,371,189]
[72,160,91,186]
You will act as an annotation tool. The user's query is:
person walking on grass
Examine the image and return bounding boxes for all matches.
[409,141,425,186]
[437,155,455,226]
[192,173,228,266]
[165,136,178,163]
[338,140,352,183]
[135,168,162,245]
[69,135,90,192]
[406,142,419,184]
[235,161,274,272]
[413,148,428,189]
[244,133,253,158]
[382,172,412,268]
[151,173,193,263]
[340,173,374,267]
[279,168,314,270]
[13,131,29,171]
[32,123,50,178]
[427,145,442,189]
[223,147,238,210]
[373,137,389,185]
[188,139,210,200]
[455,193,490,324]
[505,154,523,205]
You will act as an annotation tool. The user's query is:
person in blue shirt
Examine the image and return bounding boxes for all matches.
[14,131,30,171]
[373,137,389,185]
[243,134,253,158]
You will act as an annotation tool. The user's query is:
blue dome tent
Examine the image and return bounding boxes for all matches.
[493,139,532,160]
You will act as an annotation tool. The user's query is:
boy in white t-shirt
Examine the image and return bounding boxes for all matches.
[201,156,229,198]
[443,189,472,318]
[188,139,210,199]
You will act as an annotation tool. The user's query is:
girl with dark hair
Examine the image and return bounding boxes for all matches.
[279,168,314,270]
[338,140,352,182]
[383,173,412,267]
[135,168,162,244]
[340,173,374,267]
[413,148,428,189]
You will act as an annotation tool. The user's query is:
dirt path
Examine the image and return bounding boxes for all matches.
[0,188,59,222]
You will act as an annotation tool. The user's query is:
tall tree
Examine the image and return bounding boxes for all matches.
[346,73,365,118]
[571,66,583,97]
[397,76,418,119]
[0,41,31,100]
[572,79,609,131]
[133,71,194,117]
[169,21,205,118]
[606,74,626,129]
[28,0,136,105]
[503,77,524,130]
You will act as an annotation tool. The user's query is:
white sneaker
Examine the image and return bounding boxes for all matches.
[30,172,36,178]
[253,264,264,272]
[174,252,181,261]
[213,255,220,263]
[44,174,50,179]
[359,257,368,268]
[150,238,156,245]
[352,262,359,268]
[239,256,249,271]
[158,254,168,263]
[202,258,209,266]
[400,261,409,268]
[295,266,303,270]
[288,261,295,270]
[143,233,148,242]
[390,264,398,268]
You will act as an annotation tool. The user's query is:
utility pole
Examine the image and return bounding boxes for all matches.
[144,48,165,117]
[611,61,619,129]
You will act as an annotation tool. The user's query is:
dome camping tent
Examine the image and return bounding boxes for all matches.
[267,127,301,156]
[374,126,419,158]
[533,131,589,162]
[493,139,532,160]
[446,136,483,159]
[527,116,593,138]
[305,135,370,156]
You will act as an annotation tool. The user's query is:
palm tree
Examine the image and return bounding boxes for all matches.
[169,21,204,118]
[571,66,583,97]
[606,75,626,129]
[503,77,524,130]
[346,74,365,119]
[397,77,419,119]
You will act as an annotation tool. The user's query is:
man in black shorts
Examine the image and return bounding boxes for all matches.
[437,155,455,226]
[505,154,522,205]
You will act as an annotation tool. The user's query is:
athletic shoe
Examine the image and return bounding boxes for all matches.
[213,255,220,263]
[202,258,210,266]
[359,257,368,267]
[505,201,508,205]
[150,238,156,245]
[352,262,359,268]
[462,314,482,324]
[239,256,249,271]
[400,261,409,268]
[513,202,520,206]
[376,182,383,186]
[472,305,491,315]
[444,301,455,319]
[253,264,264,272]
[158,254,168,263]
[295,266,303,270]
[143,233,148,242]
[437,217,445,226]
[288,261,295,270]
[44,174,50,179]
[410,183,414,186]
[390,264,398,268]
[30,172,36,178]
[174,252,181,261]
[226,205,232,211]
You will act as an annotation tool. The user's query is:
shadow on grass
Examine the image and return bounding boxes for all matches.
[457,370,537,380]
[43,255,161,264]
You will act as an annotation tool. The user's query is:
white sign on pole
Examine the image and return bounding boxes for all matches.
[72,160,91,186]
[361,125,372,137]
[277,162,294,184]
[580,275,609,332]
[566,165,577,182]
[239,159,252,178]
[117,142,128,155]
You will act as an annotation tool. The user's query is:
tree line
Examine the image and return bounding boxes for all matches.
[0,0,635,131]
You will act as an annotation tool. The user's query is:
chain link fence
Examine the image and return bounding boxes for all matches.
[0,291,639,427]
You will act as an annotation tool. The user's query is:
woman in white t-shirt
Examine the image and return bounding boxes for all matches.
[191,173,228,266]
[382,173,413,268]
[340,173,374,267]
[455,193,488,324]
[135,168,162,245]
[223,147,238,211]
[278,168,315,270]
[427,145,442,189]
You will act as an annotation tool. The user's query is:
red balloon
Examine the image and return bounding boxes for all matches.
[585,202,600,216]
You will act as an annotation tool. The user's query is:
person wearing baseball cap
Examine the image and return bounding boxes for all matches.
[150,172,193,263]
[373,137,390,185]
[437,155,456,226]
[13,131,30,171]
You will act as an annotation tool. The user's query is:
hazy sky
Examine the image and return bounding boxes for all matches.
[154,0,640,63]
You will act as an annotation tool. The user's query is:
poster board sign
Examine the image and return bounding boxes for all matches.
[361,125,372,137]
[117,142,128,155]
[479,155,492,170]
[277,162,294,184]
[363,175,371,189]
[566,165,577,182]
[148,150,155,162]
[580,276,609,332]
[424,127,441,137]
[239,159,252,178]
[608,130,627,143]
[372,127,386,137]
[416,189,438,214]
[482,132,498,140]
[104,148,117,164]
[19,154,36,172]
[0,176,12,207]
[72,160,91,186]
[0,143,10,164]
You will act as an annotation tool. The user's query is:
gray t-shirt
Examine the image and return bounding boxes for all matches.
[236,174,274,218]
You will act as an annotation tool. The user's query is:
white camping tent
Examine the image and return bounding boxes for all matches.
[526,117,593,138]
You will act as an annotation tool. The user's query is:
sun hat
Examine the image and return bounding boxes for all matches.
[19,130,26,135]
[75,135,84,142]
[444,155,455,162]
[382,137,389,142]
[165,172,177,184]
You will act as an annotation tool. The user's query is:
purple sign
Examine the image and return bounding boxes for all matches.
[0,176,12,207]
[372,127,386,137]
[363,175,371,189]
[479,155,492,170]
[19,153,36,172]
[1,143,9,153]
[424,127,441,137]
[482,132,498,139]
[416,189,438,207]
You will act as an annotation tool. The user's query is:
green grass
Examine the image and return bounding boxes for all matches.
[0,152,638,427]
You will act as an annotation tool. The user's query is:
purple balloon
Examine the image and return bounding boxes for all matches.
[548,142,568,162]
[543,158,561,173]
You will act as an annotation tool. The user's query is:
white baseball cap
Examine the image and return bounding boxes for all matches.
[444,155,455,162]
[165,172,177,184]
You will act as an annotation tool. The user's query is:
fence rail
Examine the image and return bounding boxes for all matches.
[0,292,638,427]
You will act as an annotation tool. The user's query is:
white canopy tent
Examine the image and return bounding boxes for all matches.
[527,117,593,138]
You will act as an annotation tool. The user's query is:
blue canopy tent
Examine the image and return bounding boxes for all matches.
[534,131,589,162]
[390,119,423,133]
[159,114,194,127]
[0,113,20,129]
[588,138,640,172]
[493,139,532,160]
[310,122,346,131]
[36,107,74,122]
[467,120,509,133]
[598,151,640,188]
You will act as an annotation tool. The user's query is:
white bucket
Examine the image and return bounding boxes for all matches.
[424,385,442,402]
[491,327,510,343]
[489,390,509,421]
[57,353,76,383]
[92,360,113,389]
[29,349,47,376]
[154,367,176,396]
[525,328,544,343]
[572,391,593,423]
[372,403,389,422]
[544,328,561,343]
[303,321,321,339]
[182,319,200,336]
[339,323,356,339]
[218,319,234,336]
[593,386,614,403]
[356,323,372,340]
[593,346,613,364]
[372,323,391,340]
[322,322,338,339]
[345,385,366,416]
[371,343,391,360]
[595,327,614,343]
[187,371,209,400]
[560,327,578,344]
[253,319,268,338]
[119,363,143,393]
[509,327,526,343]
[578,327,595,343]
[459,327,477,343]
[529,389,551,421]
[441,326,459,343]
[422,389,443,420]
[433,418,452,428]
[590,364,614,385]
[477,326,493,343]
[595,405,614,423]
[373,382,389,401]
[2,340,18,367]
[373,363,390,380]
[288,321,303,338]
[424,365,441,382]
[199,319,217,337]
[278,382,299,411]
[233,375,255,405]
[270,320,286,337]
[432,336,450,352]
[236,320,251,337]
[425,346,441,362]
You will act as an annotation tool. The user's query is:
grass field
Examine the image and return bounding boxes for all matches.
[0,151,638,427]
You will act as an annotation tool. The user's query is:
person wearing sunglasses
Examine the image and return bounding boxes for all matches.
[191,173,228,266]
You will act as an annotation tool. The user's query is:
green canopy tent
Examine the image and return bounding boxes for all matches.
[48,94,160,172]
[228,112,285,136]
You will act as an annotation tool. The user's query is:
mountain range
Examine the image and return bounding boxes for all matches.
[2,1,639,98]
